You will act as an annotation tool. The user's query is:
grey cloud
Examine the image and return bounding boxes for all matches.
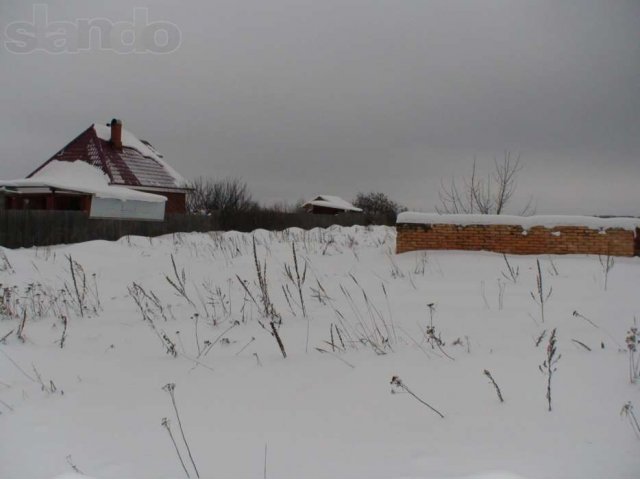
[0,0,638,214]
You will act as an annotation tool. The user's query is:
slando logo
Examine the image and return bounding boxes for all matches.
[4,4,182,54]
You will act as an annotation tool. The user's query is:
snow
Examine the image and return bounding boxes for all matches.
[303,195,363,212]
[0,160,166,203]
[93,123,186,186]
[398,212,640,232]
[0,225,639,477]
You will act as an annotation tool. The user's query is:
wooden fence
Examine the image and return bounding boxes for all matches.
[0,210,393,249]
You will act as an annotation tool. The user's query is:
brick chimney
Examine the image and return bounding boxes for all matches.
[110,118,122,149]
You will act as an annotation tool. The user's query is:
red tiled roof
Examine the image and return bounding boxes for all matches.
[28,124,186,190]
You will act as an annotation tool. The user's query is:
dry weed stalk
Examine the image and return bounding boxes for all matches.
[59,315,68,349]
[315,347,355,368]
[162,417,191,478]
[423,304,454,361]
[483,369,504,402]
[66,255,87,317]
[268,321,287,359]
[501,254,519,283]
[236,240,287,358]
[166,254,196,307]
[0,397,14,412]
[530,259,552,323]
[251,237,281,323]
[625,325,639,383]
[572,310,623,349]
[65,455,86,476]
[539,328,560,412]
[0,329,13,344]
[0,250,14,273]
[599,252,614,291]
[339,278,394,354]
[390,376,444,419]
[163,383,200,478]
[16,310,27,343]
[547,256,559,276]
[32,364,58,394]
[235,336,255,356]
[621,402,640,440]
[200,322,238,358]
[128,283,178,357]
[497,279,506,310]
[570,339,591,351]
[283,242,307,317]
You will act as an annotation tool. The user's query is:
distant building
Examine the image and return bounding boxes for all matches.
[302,195,363,215]
[0,119,189,220]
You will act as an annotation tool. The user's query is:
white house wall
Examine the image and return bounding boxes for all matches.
[89,197,165,220]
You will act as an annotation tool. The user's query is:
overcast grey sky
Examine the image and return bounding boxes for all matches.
[0,0,638,214]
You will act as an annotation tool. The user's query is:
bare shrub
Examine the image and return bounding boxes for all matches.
[437,151,533,215]
[353,191,405,223]
[186,177,258,215]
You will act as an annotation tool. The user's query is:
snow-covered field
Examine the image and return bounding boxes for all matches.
[0,225,639,478]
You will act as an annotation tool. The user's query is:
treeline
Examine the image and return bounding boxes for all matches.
[185,177,405,223]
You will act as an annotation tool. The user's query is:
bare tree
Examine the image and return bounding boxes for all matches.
[437,151,534,215]
[186,177,258,214]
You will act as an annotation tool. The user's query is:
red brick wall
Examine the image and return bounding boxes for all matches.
[164,192,186,214]
[308,205,346,215]
[139,191,186,214]
[396,223,636,257]
[4,194,91,212]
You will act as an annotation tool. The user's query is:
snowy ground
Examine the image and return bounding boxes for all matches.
[0,226,639,478]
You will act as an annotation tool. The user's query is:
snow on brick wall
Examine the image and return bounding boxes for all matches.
[396,213,639,256]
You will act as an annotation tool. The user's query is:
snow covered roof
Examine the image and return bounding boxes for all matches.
[27,121,186,191]
[1,160,166,203]
[303,195,363,212]
[92,123,185,187]
[397,212,640,231]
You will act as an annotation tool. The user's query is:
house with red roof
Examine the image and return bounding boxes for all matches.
[0,119,189,220]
